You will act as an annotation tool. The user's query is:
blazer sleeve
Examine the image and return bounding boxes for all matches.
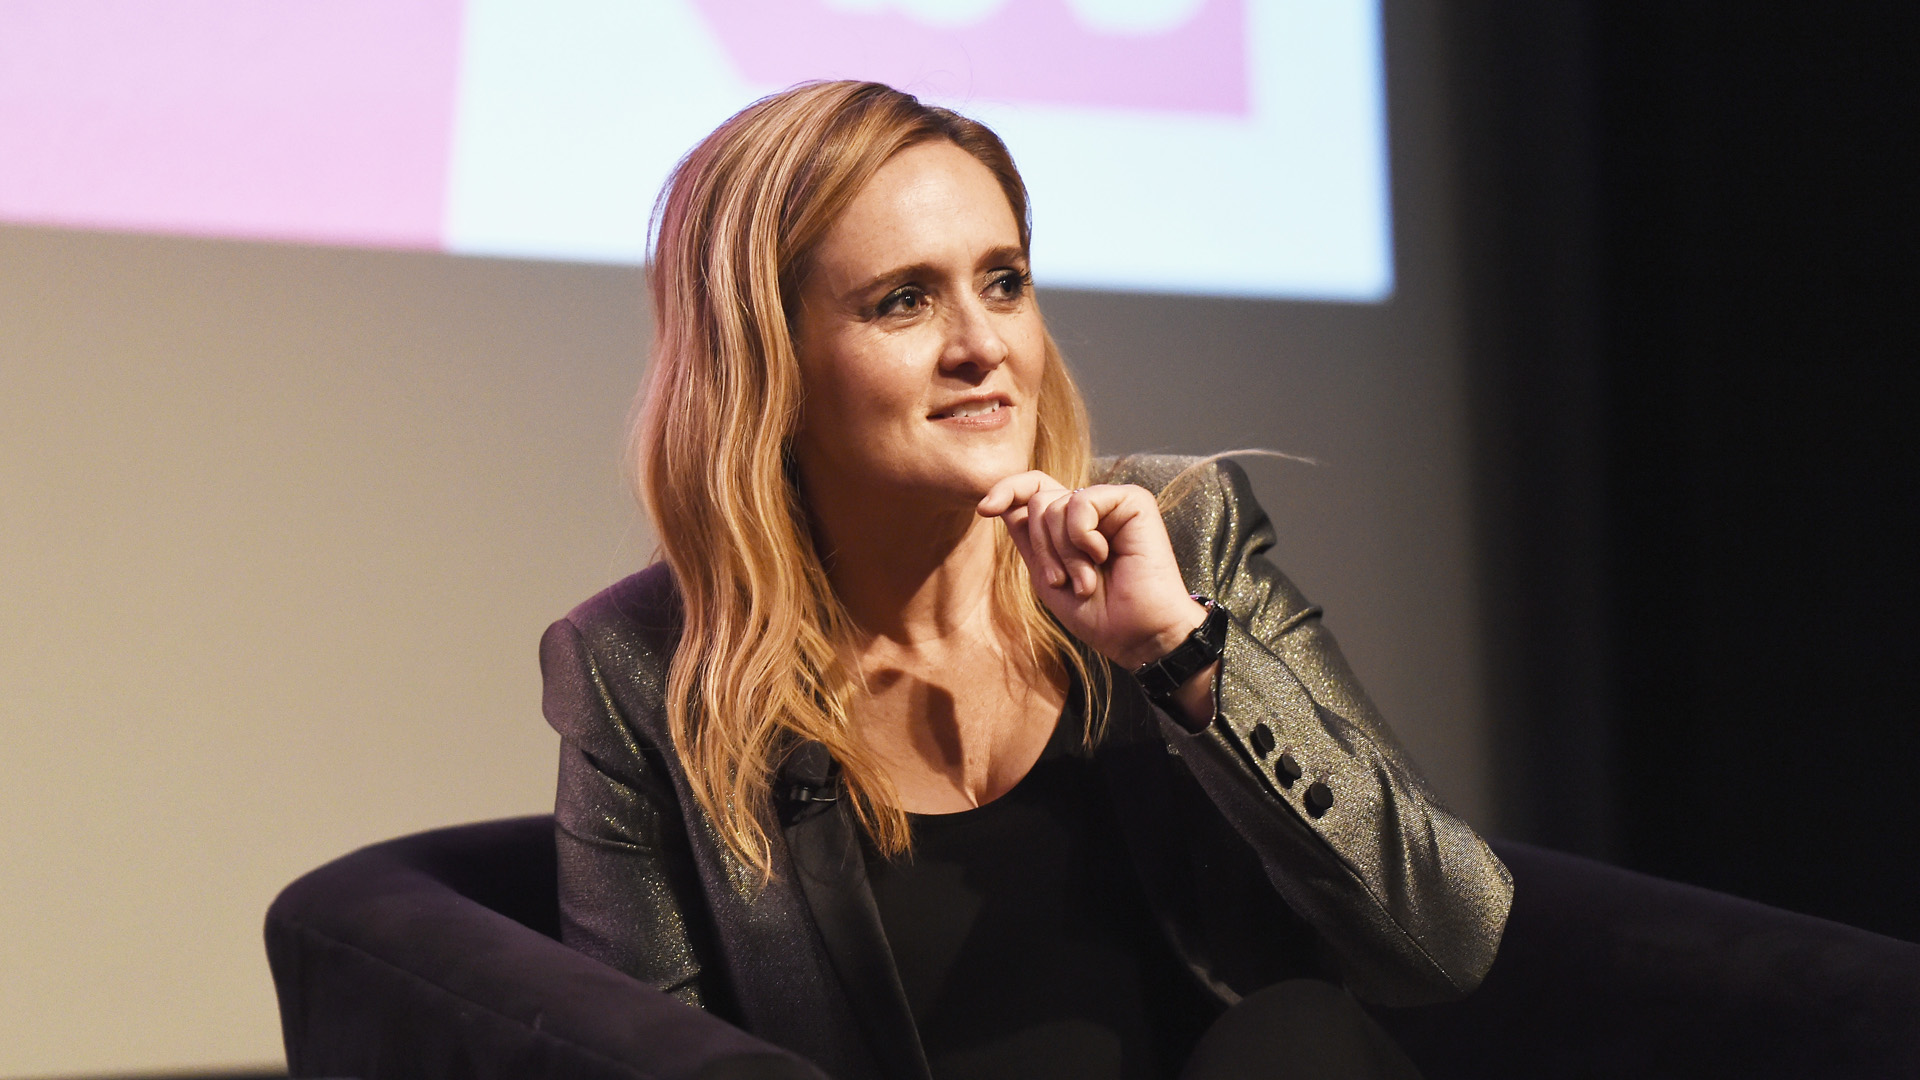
[541,613,719,1010]
[1125,456,1513,1006]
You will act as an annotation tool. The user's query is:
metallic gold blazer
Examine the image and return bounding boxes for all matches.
[541,456,1512,1080]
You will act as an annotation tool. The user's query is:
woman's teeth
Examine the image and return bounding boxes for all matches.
[940,402,1001,418]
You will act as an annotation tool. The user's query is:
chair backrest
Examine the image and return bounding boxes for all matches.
[265,815,828,1080]
[373,814,562,937]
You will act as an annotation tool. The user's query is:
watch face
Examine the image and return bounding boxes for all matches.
[1138,600,1228,700]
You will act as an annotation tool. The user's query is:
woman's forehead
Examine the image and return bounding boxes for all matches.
[813,142,1023,277]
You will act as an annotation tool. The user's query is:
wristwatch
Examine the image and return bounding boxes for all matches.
[1132,594,1228,706]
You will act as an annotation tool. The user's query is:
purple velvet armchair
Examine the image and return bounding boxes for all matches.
[265,816,1920,1079]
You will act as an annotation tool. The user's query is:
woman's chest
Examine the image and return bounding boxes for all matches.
[849,656,1068,813]
[862,737,1221,1079]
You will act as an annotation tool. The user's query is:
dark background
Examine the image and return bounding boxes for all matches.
[1446,0,1920,942]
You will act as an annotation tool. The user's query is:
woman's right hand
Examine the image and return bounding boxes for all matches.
[977,471,1210,675]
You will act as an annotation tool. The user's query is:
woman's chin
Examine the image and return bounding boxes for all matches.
[885,466,1019,511]
[952,457,1035,501]
[853,442,1036,509]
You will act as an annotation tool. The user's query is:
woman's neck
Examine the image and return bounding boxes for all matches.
[809,485,1002,652]
[804,479,1067,812]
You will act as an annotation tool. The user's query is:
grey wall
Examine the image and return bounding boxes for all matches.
[0,232,652,1075]
[0,2,1481,1074]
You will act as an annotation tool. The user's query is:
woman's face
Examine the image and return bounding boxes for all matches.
[790,140,1047,510]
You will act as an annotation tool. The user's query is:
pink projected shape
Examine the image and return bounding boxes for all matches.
[691,0,1247,115]
[0,0,464,248]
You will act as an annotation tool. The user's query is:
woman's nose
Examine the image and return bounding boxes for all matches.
[940,296,1010,373]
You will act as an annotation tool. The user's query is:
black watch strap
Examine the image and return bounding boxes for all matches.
[1133,595,1228,704]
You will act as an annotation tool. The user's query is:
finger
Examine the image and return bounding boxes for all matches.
[990,472,1052,553]
[1042,493,1102,597]
[1063,488,1112,564]
[1025,487,1071,590]
[1064,491,1111,597]
[1003,506,1036,566]
[1074,483,1161,561]
[990,489,1042,572]
[977,470,1064,517]
[1040,494,1091,595]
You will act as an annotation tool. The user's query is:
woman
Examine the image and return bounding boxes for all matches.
[543,81,1510,1079]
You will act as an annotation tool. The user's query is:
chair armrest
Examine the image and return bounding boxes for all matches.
[266,818,828,1080]
[1372,840,1920,1079]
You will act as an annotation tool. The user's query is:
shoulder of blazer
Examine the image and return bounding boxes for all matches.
[544,561,681,747]
[1097,453,1253,586]
[1097,452,1215,492]
[567,559,683,639]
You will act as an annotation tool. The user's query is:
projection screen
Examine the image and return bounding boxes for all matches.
[0,0,1389,300]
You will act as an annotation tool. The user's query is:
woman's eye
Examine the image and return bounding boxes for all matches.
[877,287,925,316]
[988,270,1031,300]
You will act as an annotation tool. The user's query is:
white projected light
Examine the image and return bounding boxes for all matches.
[0,0,1390,300]
[445,0,1390,300]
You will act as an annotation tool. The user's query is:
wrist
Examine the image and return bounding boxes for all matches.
[1117,597,1211,671]
[1129,595,1228,721]
[1166,659,1220,732]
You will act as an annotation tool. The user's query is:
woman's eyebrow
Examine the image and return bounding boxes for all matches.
[845,262,936,300]
[843,246,1028,302]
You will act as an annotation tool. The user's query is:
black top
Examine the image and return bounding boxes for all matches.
[864,692,1223,1079]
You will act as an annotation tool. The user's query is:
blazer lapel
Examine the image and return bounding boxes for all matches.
[779,742,932,1080]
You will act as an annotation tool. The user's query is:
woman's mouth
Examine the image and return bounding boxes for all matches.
[932,401,1004,420]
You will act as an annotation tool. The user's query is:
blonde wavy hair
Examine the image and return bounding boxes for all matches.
[635,81,1101,876]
